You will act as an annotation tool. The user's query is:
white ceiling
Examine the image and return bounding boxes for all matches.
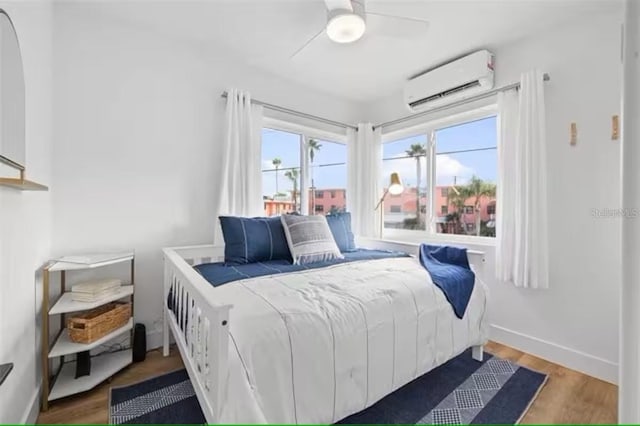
[78,0,620,102]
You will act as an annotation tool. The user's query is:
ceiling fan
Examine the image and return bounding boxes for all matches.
[291,0,430,59]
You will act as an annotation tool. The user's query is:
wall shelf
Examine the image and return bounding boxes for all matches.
[0,177,48,191]
[0,363,13,387]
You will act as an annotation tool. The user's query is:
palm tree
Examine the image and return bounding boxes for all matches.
[447,186,468,234]
[455,185,477,234]
[450,176,496,236]
[284,168,300,212]
[308,139,322,213]
[272,157,282,195]
[405,143,427,223]
[465,176,497,236]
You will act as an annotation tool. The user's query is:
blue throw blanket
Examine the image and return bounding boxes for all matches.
[419,244,475,319]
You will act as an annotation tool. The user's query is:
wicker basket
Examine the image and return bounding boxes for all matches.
[67,302,131,344]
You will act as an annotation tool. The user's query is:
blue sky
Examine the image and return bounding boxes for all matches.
[262,129,346,196]
[262,115,496,197]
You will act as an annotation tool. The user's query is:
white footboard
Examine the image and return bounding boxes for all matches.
[163,245,231,424]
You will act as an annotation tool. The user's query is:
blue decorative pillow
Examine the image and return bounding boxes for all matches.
[219,216,292,265]
[325,212,356,253]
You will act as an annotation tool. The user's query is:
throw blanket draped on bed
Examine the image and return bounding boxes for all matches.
[419,244,475,319]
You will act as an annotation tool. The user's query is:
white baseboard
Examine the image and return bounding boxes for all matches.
[490,324,618,384]
[21,384,41,424]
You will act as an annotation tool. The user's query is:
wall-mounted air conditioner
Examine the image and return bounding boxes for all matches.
[404,50,495,112]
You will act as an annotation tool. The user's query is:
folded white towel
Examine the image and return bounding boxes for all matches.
[71,286,123,302]
[72,278,121,294]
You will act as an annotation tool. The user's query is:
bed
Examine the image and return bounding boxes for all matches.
[162,237,489,424]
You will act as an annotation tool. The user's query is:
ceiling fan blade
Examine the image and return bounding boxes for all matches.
[289,26,326,60]
[324,0,353,12]
[366,12,429,39]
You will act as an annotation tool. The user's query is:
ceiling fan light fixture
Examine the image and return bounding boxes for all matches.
[326,12,366,44]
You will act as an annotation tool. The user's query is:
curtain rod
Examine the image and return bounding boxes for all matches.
[220,91,358,131]
[373,73,551,131]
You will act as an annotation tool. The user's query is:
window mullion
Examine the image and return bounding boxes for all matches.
[300,134,309,215]
[426,130,437,235]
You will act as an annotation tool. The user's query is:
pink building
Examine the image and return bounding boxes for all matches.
[264,186,495,235]
[264,199,295,216]
[381,186,494,217]
[309,189,347,214]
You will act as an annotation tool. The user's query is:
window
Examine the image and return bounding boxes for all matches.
[383,113,497,239]
[262,128,301,216]
[382,134,428,230]
[308,139,347,215]
[435,116,497,237]
[261,127,347,217]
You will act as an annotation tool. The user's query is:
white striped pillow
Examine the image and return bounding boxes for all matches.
[280,214,344,265]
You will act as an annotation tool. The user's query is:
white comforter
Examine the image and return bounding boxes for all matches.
[211,257,489,424]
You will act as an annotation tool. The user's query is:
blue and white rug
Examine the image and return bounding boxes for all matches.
[109,349,547,424]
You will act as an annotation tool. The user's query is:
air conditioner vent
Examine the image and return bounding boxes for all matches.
[409,80,481,109]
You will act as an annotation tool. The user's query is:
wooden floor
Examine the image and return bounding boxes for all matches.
[484,341,617,424]
[37,341,617,424]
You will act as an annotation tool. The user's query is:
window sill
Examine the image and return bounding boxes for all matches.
[382,229,497,248]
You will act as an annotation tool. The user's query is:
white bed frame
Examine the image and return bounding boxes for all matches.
[162,237,485,424]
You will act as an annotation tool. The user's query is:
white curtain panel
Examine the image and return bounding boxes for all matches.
[347,123,382,238]
[496,70,549,289]
[214,89,264,243]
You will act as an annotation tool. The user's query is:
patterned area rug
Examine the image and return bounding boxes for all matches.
[109,349,547,424]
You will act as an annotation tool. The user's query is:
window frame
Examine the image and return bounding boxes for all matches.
[380,104,498,245]
[262,117,348,216]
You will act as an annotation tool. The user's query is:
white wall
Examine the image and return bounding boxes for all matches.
[52,4,361,348]
[368,10,623,383]
[619,0,640,420]
[0,0,53,423]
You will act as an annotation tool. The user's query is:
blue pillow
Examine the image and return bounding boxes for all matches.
[219,216,292,265]
[325,212,356,253]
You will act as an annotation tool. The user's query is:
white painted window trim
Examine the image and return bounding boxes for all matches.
[381,104,499,246]
[263,117,348,144]
[380,104,498,142]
